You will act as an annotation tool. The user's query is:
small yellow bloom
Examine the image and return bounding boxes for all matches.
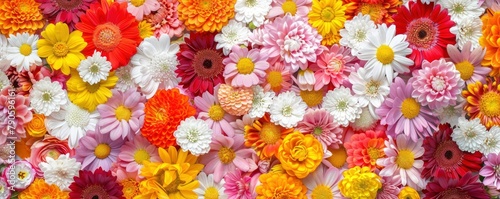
[66,71,117,112]
[339,166,382,199]
[256,172,307,199]
[398,186,420,199]
[25,114,47,137]
[138,20,154,39]
[308,0,347,37]
[276,131,323,179]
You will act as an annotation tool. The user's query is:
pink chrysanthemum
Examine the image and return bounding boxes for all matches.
[118,134,160,176]
[267,0,312,19]
[117,0,160,21]
[377,175,402,199]
[296,109,343,150]
[447,42,491,85]
[74,130,124,172]
[36,0,96,30]
[96,88,146,141]
[311,44,359,89]
[223,46,270,88]
[480,152,500,189]
[344,130,387,170]
[423,173,490,199]
[146,0,184,38]
[410,59,464,110]
[261,61,292,94]
[0,87,31,145]
[223,169,259,199]
[376,77,439,141]
[194,88,237,136]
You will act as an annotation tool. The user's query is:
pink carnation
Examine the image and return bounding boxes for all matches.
[147,0,185,38]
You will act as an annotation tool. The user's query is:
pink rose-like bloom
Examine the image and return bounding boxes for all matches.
[480,153,500,189]
[28,135,75,175]
[2,160,36,190]
[311,44,359,89]
[0,87,31,145]
[267,0,311,19]
[117,0,160,21]
[36,0,96,30]
[224,169,260,199]
[223,46,270,88]
[147,0,185,38]
[296,109,343,150]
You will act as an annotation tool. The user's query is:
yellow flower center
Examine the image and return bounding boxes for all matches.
[130,0,146,7]
[311,185,333,199]
[47,149,61,160]
[93,23,122,52]
[133,149,150,164]
[451,3,465,14]
[396,150,415,170]
[208,104,225,121]
[19,43,32,56]
[204,187,220,199]
[359,3,384,23]
[291,144,308,161]
[94,143,111,159]
[455,61,475,80]
[218,147,236,164]
[115,105,132,121]
[121,179,140,199]
[42,92,52,101]
[321,7,335,22]
[236,57,255,74]
[53,42,69,57]
[282,0,297,16]
[267,71,283,90]
[479,92,500,117]
[300,90,324,107]
[86,82,101,93]
[398,186,420,199]
[367,147,381,160]
[376,45,395,65]
[18,171,27,180]
[400,98,420,119]
[365,80,380,96]
[165,173,184,194]
[326,146,347,168]
[260,122,282,144]
[199,0,212,10]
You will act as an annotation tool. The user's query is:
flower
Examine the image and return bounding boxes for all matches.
[3,161,36,190]
[296,109,343,150]
[138,20,154,39]
[0,177,10,199]
[423,173,490,199]
[378,175,402,199]
[322,86,362,127]
[303,164,343,199]
[141,88,196,148]
[37,22,87,75]
[6,32,42,72]
[75,0,142,70]
[214,20,251,56]
[28,136,74,173]
[277,131,323,178]
[36,0,96,30]
[313,44,358,89]
[75,130,124,172]
[480,153,500,189]
[349,67,390,117]
[195,89,237,136]
[67,70,118,111]
[481,126,500,155]
[223,169,258,199]
[339,13,376,56]
[0,35,8,71]
[69,168,124,199]
[120,178,140,199]
[0,0,44,35]
[248,85,274,119]
[146,0,185,38]
[338,166,382,198]
[261,61,292,93]
[118,134,160,175]
[194,172,227,199]
[244,113,294,159]
[25,114,47,137]
[113,64,136,92]
[18,178,69,199]
[446,42,490,84]
[117,0,160,21]
[344,130,387,170]
[223,46,269,88]
[29,77,68,116]
[255,172,307,198]
[439,0,484,23]
[77,51,112,85]
[451,117,488,153]
[308,0,347,41]
[131,34,180,98]
[434,96,466,127]
[0,72,9,91]
[343,0,401,24]
[217,84,254,116]
[38,154,81,191]
[177,0,235,32]
[234,0,271,27]
[450,17,483,50]
[398,186,420,199]
[462,77,500,128]
[267,0,311,19]
[0,88,31,145]
[174,116,213,156]
[269,91,307,128]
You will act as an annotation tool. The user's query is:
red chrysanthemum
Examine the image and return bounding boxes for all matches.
[75,0,142,70]
[422,124,482,180]
[392,0,455,69]
[175,32,226,96]
[141,88,196,148]
[344,130,387,170]
[69,167,124,199]
[423,172,490,199]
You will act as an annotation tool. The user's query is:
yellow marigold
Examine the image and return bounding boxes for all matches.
[343,0,402,24]
[276,131,323,179]
[18,178,69,199]
[256,172,307,199]
[480,10,500,76]
[177,0,236,32]
[138,20,154,39]
[217,84,253,116]
[398,186,420,199]
[308,0,348,37]
[0,0,44,35]
[338,166,382,199]
[66,71,118,112]
[25,114,47,137]
[121,178,140,199]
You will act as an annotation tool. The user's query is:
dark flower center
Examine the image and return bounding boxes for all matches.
[418,30,427,39]
[406,18,437,50]
[92,196,99,199]
[444,150,452,159]
[192,49,224,79]
[55,0,83,10]
[434,140,463,168]
[203,59,212,69]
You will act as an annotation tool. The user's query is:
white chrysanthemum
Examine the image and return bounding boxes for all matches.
[174,116,213,156]
[131,34,180,99]
[77,51,112,85]
[38,154,81,191]
[6,33,42,72]
[451,117,487,153]
[349,68,390,118]
[193,172,227,199]
[248,85,274,119]
[438,0,484,23]
[0,71,9,90]
[322,86,362,127]
[339,14,376,56]
[114,64,136,92]
[450,17,483,50]
[45,102,99,148]
[357,24,414,82]
[0,35,9,71]
[214,20,252,56]
[29,77,68,116]
[269,91,307,128]
[434,96,465,127]
[481,126,500,155]
[234,0,272,27]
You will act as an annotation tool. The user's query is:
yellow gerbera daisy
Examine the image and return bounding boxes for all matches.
[18,178,69,199]
[37,22,87,75]
[138,20,154,39]
[66,70,118,112]
[308,0,348,37]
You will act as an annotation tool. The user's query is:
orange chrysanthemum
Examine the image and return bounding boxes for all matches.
[18,178,69,199]
[256,172,307,199]
[462,77,500,129]
[217,84,253,116]
[0,0,44,35]
[141,88,196,148]
[276,131,323,179]
[342,0,401,24]
[344,130,387,170]
[480,10,500,76]
[177,0,236,32]
[121,178,140,199]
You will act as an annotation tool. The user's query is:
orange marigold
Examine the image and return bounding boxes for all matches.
[462,77,500,129]
[217,84,253,116]
[177,0,236,32]
[141,88,196,148]
[245,113,294,160]
[256,172,307,199]
[276,131,323,179]
[0,0,44,35]
[18,178,69,199]
[480,10,500,76]
[343,0,401,24]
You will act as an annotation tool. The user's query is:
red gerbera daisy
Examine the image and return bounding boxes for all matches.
[422,124,482,180]
[175,32,226,96]
[75,0,142,70]
[36,0,97,30]
[392,0,456,69]
[423,172,490,199]
[69,167,124,199]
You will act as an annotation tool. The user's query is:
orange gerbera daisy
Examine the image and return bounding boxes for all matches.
[462,77,500,129]
[244,113,294,160]
[75,0,142,70]
[141,88,196,148]
[177,0,236,32]
[480,9,500,76]
[342,0,401,24]
[0,0,44,35]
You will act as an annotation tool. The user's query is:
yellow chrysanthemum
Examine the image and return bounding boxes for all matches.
[136,146,204,199]
[338,166,382,199]
[256,172,307,199]
[398,186,420,199]
[66,71,117,112]
[177,0,236,32]
[37,22,87,75]
[308,0,347,37]
[276,131,323,179]
[0,0,44,35]
[25,114,47,137]
[18,178,69,199]
[121,178,140,199]
[138,20,154,39]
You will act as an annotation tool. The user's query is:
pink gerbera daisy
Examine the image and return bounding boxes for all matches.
[267,0,312,19]
[311,44,359,89]
[146,0,185,38]
[423,173,490,199]
[447,42,491,85]
[36,0,97,30]
[116,0,160,21]
[261,61,292,94]
[296,109,343,150]
[74,130,124,172]
[224,169,259,199]
[194,88,238,136]
[223,46,270,88]
[480,152,500,189]
[117,134,160,175]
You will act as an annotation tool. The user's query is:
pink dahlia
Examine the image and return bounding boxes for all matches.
[311,44,359,89]
[146,0,185,38]
[296,109,343,150]
[410,58,464,110]
[267,0,312,19]
[344,130,387,170]
[224,169,259,199]
[377,175,402,199]
[74,130,124,172]
[480,152,500,189]
[118,134,160,175]
[116,0,160,21]
[223,46,270,88]
[424,173,490,199]
[0,87,31,145]
[447,42,491,85]
[97,88,146,141]
[36,0,97,30]
[194,88,238,136]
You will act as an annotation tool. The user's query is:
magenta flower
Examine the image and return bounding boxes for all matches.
[223,46,270,88]
[36,0,96,30]
[296,109,343,149]
[480,153,500,189]
[74,130,124,172]
[224,169,259,199]
[424,173,490,199]
[447,42,491,85]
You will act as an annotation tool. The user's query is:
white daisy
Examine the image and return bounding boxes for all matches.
[0,35,9,71]
[114,64,136,92]
[269,91,307,128]
[451,117,487,153]
[131,34,180,99]
[6,33,42,72]
[77,51,112,85]
[214,20,252,56]
[0,71,10,90]
[322,86,362,127]
[174,116,213,156]
[481,126,500,155]
[438,0,484,24]
[357,24,414,82]
[450,17,483,50]
[234,0,272,27]
[339,13,376,56]
[434,95,465,127]
[29,77,68,116]
[349,68,390,118]
[38,154,81,191]
[45,102,99,148]
[193,172,227,199]
[248,85,274,119]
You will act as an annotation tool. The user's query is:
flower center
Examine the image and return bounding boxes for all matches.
[451,3,465,14]
[199,0,212,10]
[494,165,500,178]
[245,0,257,6]
[281,0,297,16]
[94,143,111,159]
[284,37,301,52]
[321,7,335,22]
[66,104,90,127]
[236,58,255,75]
[204,187,220,199]
[291,144,308,161]
[53,42,69,57]
[93,23,122,52]
[130,0,146,7]
[133,149,150,164]
[359,3,385,23]
[267,71,283,91]
[311,185,333,199]
[55,0,83,10]
[396,149,415,170]
[193,49,224,79]
[17,170,28,180]
[375,45,394,65]
[89,63,100,73]
[367,147,381,160]
[164,173,184,194]
[150,53,178,83]
[479,92,500,117]
[326,146,346,169]
[407,18,437,50]
[313,127,323,135]
[208,104,225,121]
[455,61,475,80]
[365,80,380,96]
[327,58,344,73]
[114,105,132,121]
[81,184,108,199]
[299,89,324,107]
[260,122,282,144]
[19,43,32,56]
[85,82,101,93]
[336,100,348,111]
[434,140,463,168]
[400,98,420,119]
[354,30,367,42]
[187,129,200,142]
[42,92,52,102]
[431,76,446,92]
[281,105,293,117]
[438,188,467,199]
[218,147,236,164]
